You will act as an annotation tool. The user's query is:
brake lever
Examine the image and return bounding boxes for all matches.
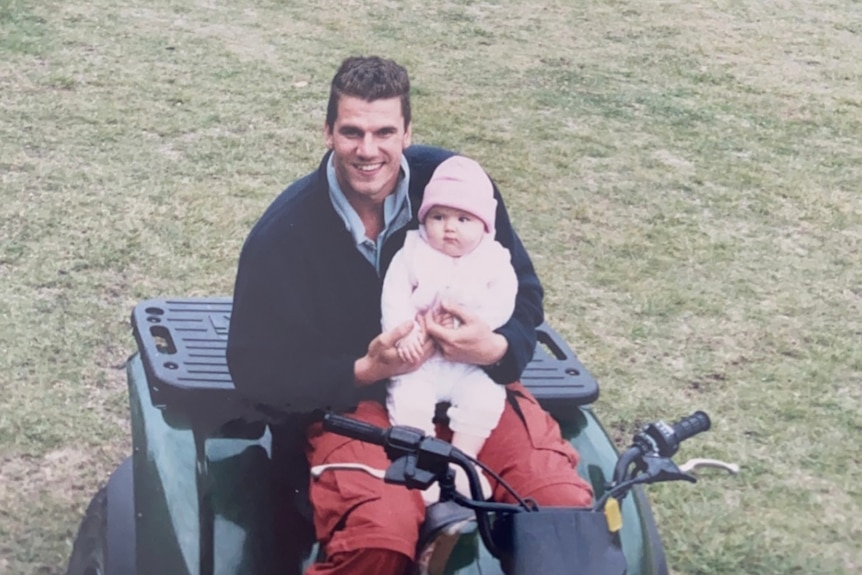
[679,458,740,475]
[310,462,387,480]
[310,457,443,491]
[638,455,697,485]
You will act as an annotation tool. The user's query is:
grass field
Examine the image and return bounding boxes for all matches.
[1,0,860,573]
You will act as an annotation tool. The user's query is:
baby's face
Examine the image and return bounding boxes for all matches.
[423,205,485,257]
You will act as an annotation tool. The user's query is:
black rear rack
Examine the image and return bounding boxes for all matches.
[131,297,599,420]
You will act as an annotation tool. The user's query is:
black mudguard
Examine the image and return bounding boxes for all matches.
[106,457,137,575]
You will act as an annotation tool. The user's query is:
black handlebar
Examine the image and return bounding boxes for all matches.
[323,412,388,446]
[672,410,711,443]
[324,409,712,543]
[611,410,711,487]
[639,410,711,458]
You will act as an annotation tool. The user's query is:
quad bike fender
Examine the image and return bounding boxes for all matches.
[127,353,278,575]
[106,457,137,575]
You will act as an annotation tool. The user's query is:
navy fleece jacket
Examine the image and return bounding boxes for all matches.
[226,145,543,416]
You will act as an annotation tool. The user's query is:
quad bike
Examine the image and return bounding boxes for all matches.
[64,297,734,575]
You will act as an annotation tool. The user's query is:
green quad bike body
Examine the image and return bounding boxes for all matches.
[64,297,669,575]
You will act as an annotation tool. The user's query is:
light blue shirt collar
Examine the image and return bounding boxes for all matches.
[327,154,412,274]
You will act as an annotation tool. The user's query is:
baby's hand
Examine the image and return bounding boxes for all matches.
[395,323,426,363]
[432,309,460,329]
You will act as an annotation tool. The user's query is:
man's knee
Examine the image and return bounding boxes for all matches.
[313,481,424,561]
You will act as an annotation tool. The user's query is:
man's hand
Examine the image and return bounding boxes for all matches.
[354,320,434,386]
[424,300,508,366]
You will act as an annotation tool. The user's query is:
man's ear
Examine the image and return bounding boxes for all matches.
[324,123,333,150]
[403,122,412,149]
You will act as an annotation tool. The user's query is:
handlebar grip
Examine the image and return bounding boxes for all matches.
[672,411,711,443]
[323,413,388,446]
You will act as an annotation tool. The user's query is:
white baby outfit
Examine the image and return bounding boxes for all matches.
[381,228,517,438]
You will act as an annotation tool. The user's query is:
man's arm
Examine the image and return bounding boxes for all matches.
[486,191,544,382]
[227,232,368,415]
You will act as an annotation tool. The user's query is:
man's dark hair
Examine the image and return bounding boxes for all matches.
[326,56,411,130]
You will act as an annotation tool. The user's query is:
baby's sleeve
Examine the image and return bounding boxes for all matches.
[381,247,419,332]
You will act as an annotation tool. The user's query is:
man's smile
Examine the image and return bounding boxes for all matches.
[355,162,384,173]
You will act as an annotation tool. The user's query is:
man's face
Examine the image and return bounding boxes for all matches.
[325,95,412,206]
[423,205,486,258]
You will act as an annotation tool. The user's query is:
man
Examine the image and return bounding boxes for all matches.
[227,56,592,575]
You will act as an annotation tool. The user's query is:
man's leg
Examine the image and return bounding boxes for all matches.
[307,549,411,575]
[478,382,594,507]
[305,401,426,575]
[268,422,315,575]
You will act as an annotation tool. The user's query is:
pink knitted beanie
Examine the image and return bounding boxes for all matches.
[418,155,498,233]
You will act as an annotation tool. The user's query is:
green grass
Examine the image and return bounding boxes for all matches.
[1,0,861,573]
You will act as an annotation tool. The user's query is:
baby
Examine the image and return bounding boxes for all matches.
[381,155,517,503]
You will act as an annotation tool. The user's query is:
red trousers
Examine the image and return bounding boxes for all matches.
[305,382,593,575]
